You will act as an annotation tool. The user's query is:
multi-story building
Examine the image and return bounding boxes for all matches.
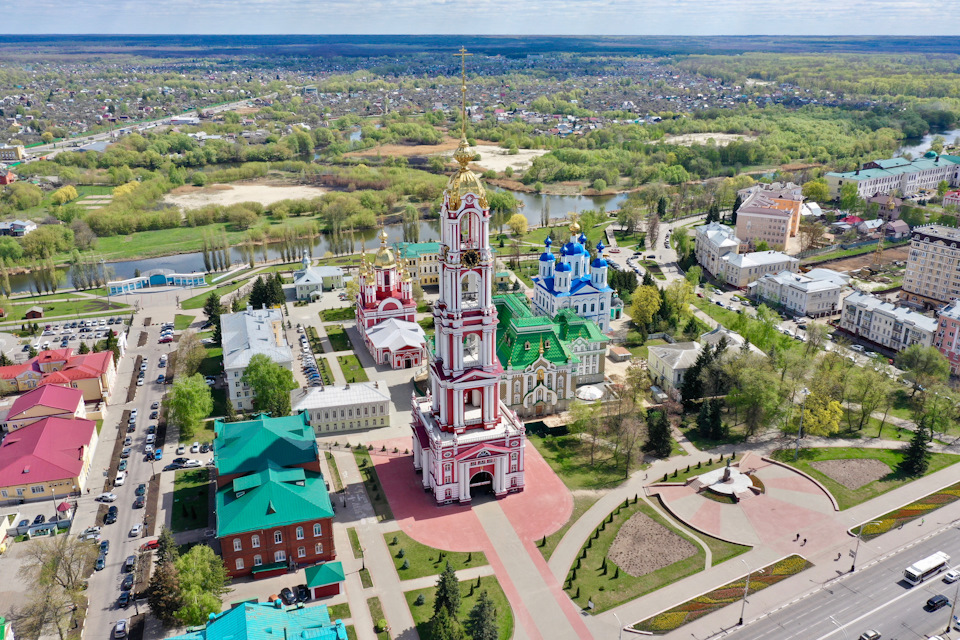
[720,251,799,288]
[901,224,960,308]
[213,413,335,579]
[840,291,937,352]
[292,256,344,300]
[934,300,960,375]
[0,146,25,163]
[356,232,427,370]
[694,222,742,278]
[647,342,701,391]
[495,294,608,418]
[0,349,117,404]
[291,382,391,434]
[2,385,86,432]
[167,603,347,640]
[735,188,803,251]
[532,228,622,332]
[826,153,960,199]
[221,307,293,412]
[749,268,849,318]
[397,241,442,286]
[944,190,960,208]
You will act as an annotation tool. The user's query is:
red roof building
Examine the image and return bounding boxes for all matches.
[0,169,15,186]
[0,416,98,504]
[0,349,117,403]
[5,385,86,431]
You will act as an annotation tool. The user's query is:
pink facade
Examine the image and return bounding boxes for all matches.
[934,301,960,375]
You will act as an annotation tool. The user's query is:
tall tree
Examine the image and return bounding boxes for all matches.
[643,410,672,458]
[896,344,950,396]
[628,285,662,328]
[147,561,184,627]
[155,527,180,566]
[430,604,465,640]
[174,331,206,378]
[174,544,230,626]
[467,590,499,640]
[167,374,214,439]
[248,276,269,309]
[433,562,462,619]
[900,418,932,477]
[242,353,298,416]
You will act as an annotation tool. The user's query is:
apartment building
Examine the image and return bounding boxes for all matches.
[397,241,442,286]
[720,251,799,288]
[901,224,960,308]
[221,307,293,412]
[934,301,960,375]
[750,268,849,318]
[826,153,960,199]
[840,291,937,352]
[735,188,803,250]
[0,146,25,163]
[694,222,741,277]
[291,382,391,434]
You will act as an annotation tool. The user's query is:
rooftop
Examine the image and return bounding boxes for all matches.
[166,602,346,640]
[222,307,293,371]
[723,251,798,269]
[648,342,701,370]
[826,155,960,182]
[844,292,938,332]
[291,382,389,412]
[0,417,97,487]
[214,413,317,478]
[8,384,84,420]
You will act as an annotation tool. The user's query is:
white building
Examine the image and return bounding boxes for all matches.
[826,154,960,199]
[750,268,849,318]
[293,260,345,301]
[647,342,701,391]
[720,251,799,288]
[840,292,937,352]
[221,307,294,411]
[694,222,742,278]
[291,382,390,434]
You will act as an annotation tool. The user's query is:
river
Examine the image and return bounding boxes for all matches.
[895,128,960,158]
[9,188,627,294]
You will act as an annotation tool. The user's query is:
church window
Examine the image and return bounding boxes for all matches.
[524,341,530,350]
[537,369,544,383]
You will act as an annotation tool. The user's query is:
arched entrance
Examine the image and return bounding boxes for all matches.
[469,471,495,498]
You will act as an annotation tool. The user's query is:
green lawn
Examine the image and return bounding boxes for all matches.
[564,498,748,613]
[328,603,351,620]
[174,314,195,331]
[180,419,218,446]
[641,260,666,280]
[182,281,247,310]
[198,344,223,378]
[316,356,335,386]
[6,298,127,321]
[770,447,960,510]
[10,290,101,302]
[528,433,643,491]
[405,575,513,640]
[353,449,394,522]
[538,494,600,562]
[324,451,343,492]
[662,452,736,483]
[325,325,352,352]
[347,527,363,558]
[366,597,390,640]
[628,338,666,360]
[385,530,488,581]
[320,307,355,322]
[338,354,368,383]
[210,388,228,418]
[171,469,210,533]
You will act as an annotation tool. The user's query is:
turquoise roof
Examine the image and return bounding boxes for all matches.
[166,602,346,640]
[304,561,345,588]
[826,155,960,182]
[214,413,317,478]
[216,463,334,536]
[396,242,442,259]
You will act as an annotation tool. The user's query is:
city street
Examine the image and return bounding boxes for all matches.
[730,525,960,640]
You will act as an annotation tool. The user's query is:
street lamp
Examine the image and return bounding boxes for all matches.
[851,520,882,573]
[360,545,365,572]
[738,559,762,626]
[795,387,809,462]
[829,615,848,640]
[945,565,960,634]
[611,612,624,640]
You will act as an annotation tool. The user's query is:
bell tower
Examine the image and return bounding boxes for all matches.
[410,48,526,505]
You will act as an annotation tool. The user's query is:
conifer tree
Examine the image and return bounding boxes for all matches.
[433,561,462,619]
[468,590,499,640]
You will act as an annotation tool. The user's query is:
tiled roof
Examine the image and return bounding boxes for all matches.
[0,417,96,486]
[826,155,960,181]
[214,413,317,478]
[166,602,346,640]
[8,384,83,420]
[304,561,345,588]
[291,383,389,412]
[222,307,293,371]
[216,463,333,536]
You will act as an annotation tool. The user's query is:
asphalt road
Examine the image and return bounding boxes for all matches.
[730,525,960,640]
[83,317,177,638]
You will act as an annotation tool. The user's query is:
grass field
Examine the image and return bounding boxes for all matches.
[405,575,514,640]
[338,354,368,382]
[366,597,390,640]
[528,433,643,491]
[320,307,354,322]
[179,419,217,446]
[324,451,343,492]
[771,447,960,510]
[328,603,351,620]
[385,530,488,580]
[538,494,600,562]
[172,469,210,533]
[7,298,127,321]
[353,449,394,522]
[325,325,352,352]
[181,281,247,310]
[174,314,195,331]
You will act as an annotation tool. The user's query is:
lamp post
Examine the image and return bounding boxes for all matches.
[945,566,960,634]
[795,387,809,462]
[851,520,882,573]
[829,615,848,640]
[738,559,762,626]
[611,612,624,640]
[360,545,365,572]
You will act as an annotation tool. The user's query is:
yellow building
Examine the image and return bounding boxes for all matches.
[0,146,25,163]
[397,242,442,286]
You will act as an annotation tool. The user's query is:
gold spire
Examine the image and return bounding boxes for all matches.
[373,224,395,268]
[569,220,581,234]
[446,46,487,210]
[539,336,544,355]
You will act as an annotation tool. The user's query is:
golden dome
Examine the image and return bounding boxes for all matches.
[373,229,395,268]
[569,221,581,234]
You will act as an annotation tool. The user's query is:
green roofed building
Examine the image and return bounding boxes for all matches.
[825,153,960,199]
[494,294,608,418]
[212,413,335,580]
[396,241,442,286]
[166,602,347,640]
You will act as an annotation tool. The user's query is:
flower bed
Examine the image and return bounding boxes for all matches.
[632,555,812,634]
[857,481,960,541]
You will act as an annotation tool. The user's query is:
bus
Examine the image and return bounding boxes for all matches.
[904,551,950,585]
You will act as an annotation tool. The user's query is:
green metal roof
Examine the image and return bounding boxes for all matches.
[826,155,960,181]
[214,413,318,478]
[216,466,334,537]
[166,602,346,640]
[304,561,345,588]
[396,242,441,259]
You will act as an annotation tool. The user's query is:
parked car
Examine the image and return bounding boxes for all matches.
[295,584,310,602]
[117,592,130,608]
[33,514,46,525]
[159,336,173,344]
[151,401,159,410]
[118,459,128,471]
[183,459,201,468]
[100,540,110,555]
[279,588,297,606]
[115,471,127,486]
[156,375,165,384]
[190,442,200,453]
[199,443,210,453]
[124,556,136,572]
[96,555,106,571]
[135,483,147,496]
[121,574,134,591]
[141,539,159,551]
[850,344,866,353]
[136,378,144,386]
[145,434,156,445]
[121,447,131,458]
[114,619,128,638]
[176,446,185,455]
[153,450,163,461]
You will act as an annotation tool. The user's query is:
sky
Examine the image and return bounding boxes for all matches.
[5,0,959,35]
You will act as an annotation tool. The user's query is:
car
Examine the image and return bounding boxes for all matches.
[126,422,136,433]
[191,442,200,453]
[153,450,163,461]
[131,495,144,509]
[33,514,46,525]
[176,446,186,455]
[147,423,156,433]
[173,457,189,465]
[124,555,136,572]
[96,555,106,571]
[199,443,210,453]
[105,511,117,525]
[856,631,880,640]
[81,526,102,537]
[121,574,135,592]
[114,619,128,638]
[21,345,29,352]
[204,377,216,386]
[135,483,147,496]
[158,361,166,368]
[156,375,165,384]
[926,594,949,611]
[144,444,154,455]
[115,471,126,486]
[145,434,155,445]
[850,344,866,353]
[279,588,297,606]
[149,411,158,420]
[139,363,148,372]
[295,584,310,602]
[159,337,173,344]
[151,401,160,410]
[100,540,110,555]
[141,539,159,551]
[121,447,131,458]
[136,378,144,386]
[124,436,132,446]
[117,592,130,608]
[183,459,201,468]
[946,570,960,583]
[118,458,129,471]
[98,492,118,502]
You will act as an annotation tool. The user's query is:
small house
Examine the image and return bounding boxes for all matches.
[25,306,43,320]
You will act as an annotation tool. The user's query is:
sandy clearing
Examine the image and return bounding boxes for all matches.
[664,132,758,147]
[810,459,891,490]
[163,184,328,209]
[608,511,697,577]
[344,137,462,158]
[471,144,550,173]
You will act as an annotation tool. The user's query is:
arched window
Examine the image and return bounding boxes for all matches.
[253,555,262,566]
[274,531,282,544]
[296,527,304,540]
[251,535,260,548]
[314,523,322,536]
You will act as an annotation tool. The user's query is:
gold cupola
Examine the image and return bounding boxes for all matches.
[373,228,395,268]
